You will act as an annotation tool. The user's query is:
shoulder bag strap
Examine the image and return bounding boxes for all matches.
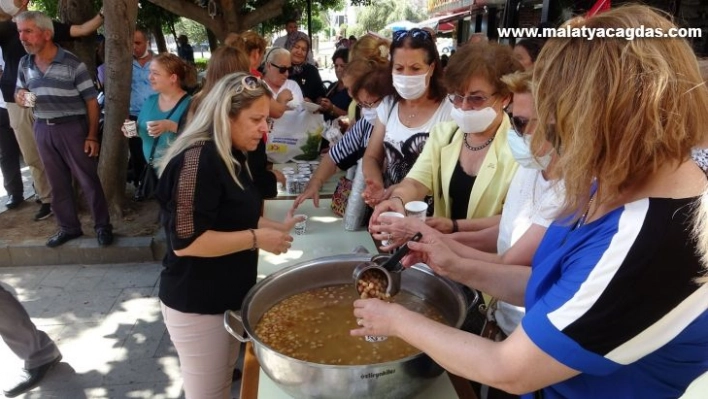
[147,93,189,163]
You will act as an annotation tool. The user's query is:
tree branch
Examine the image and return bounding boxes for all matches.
[146,0,226,37]
[242,0,286,28]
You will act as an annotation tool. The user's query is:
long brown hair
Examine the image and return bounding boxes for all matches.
[188,46,250,119]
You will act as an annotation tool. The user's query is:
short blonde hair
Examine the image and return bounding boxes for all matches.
[500,71,532,95]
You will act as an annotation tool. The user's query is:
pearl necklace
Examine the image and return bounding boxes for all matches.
[463,133,495,151]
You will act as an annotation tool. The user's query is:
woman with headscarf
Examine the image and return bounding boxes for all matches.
[288,33,325,103]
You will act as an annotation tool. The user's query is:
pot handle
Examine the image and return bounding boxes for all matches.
[224,310,251,343]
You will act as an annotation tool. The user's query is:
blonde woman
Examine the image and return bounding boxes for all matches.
[353,6,708,398]
[156,73,299,399]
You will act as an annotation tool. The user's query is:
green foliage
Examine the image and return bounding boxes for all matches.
[257,0,346,35]
[174,18,208,44]
[349,0,427,37]
[194,59,208,72]
[137,0,179,30]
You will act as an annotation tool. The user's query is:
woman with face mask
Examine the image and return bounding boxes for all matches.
[292,61,394,209]
[362,28,453,207]
[370,42,522,252]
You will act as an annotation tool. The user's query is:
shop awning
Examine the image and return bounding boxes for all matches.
[417,11,470,33]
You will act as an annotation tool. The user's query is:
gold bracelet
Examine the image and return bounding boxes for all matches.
[390,196,405,207]
[248,229,257,251]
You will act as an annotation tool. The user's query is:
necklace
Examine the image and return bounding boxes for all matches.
[463,133,495,151]
[576,194,597,228]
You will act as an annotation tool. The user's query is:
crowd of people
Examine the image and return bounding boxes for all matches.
[0,1,707,399]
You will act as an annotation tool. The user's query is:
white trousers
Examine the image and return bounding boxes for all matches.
[161,302,242,399]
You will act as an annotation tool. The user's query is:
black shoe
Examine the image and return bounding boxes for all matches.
[3,354,62,398]
[34,203,53,221]
[46,231,83,248]
[97,228,114,247]
[5,194,23,209]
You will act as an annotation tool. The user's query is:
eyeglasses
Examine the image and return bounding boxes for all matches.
[270,62,292,74]
[357,97,382,109]
[447,93,497,108]
[509,115,538,136]
[392,28,433,43]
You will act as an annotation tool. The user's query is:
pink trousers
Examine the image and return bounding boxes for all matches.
[161,302,243,399]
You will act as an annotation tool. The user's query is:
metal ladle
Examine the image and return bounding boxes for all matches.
[352,232,423,298]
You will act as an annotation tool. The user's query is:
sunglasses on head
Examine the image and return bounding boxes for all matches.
[509,115,538,136]
[447,93,496,109]
[393,28,433,43]
[234,75,266,95]
[270,62,293,74]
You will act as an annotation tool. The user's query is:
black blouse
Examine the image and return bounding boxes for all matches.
[449,160,476,220]
[156,140,262,314]
[289,63,325,102]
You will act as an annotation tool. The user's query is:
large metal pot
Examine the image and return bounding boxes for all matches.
[224,254,474,399]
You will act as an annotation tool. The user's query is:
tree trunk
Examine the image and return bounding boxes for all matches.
[207,29,218,50]
[99,0,139,217]
[152,22,168,53]
[58,0,98,79]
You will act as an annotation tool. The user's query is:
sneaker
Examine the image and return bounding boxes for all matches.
[34,203,53,221]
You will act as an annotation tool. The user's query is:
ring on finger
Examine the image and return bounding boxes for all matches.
[357,319,364,326]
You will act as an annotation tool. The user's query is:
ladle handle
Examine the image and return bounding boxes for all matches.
[383,232,423,271]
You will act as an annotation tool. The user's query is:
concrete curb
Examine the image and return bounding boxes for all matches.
[0,231,168,267]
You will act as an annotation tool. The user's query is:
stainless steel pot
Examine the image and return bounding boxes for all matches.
[224,254,475,399]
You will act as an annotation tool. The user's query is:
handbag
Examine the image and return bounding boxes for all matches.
[134,94,189,201]
[330,175,352,217]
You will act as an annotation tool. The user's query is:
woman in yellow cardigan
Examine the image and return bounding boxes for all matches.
[370,42,521,252]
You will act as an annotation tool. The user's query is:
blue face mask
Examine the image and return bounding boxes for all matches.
[506,128,552,170]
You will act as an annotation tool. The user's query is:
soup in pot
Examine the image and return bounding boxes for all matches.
[254,284,446,365]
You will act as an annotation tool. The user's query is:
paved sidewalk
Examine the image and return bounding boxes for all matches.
[0,262,240,399]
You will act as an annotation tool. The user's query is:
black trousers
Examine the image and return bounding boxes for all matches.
[0,107,23,197]
[127,115,147,186]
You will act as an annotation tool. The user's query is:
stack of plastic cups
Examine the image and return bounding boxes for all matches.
[343,160,367,231]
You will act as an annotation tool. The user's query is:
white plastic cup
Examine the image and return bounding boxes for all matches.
[379,211,404,246]
[146,120,159,137]
[23,92,36,107]
[294,214,308,235]
[123,120,138,138]
[404,201,428,222]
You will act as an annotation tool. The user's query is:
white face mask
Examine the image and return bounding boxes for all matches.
[392,73,428,100]
[361,107,378,124]
[450,106,497,134]
[0,0,20,16]
[506,128,552,170]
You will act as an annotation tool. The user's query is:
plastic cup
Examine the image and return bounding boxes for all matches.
[123,120,138,138]
[404,201,428,222]
[23,92,36,107]
[379,211,404,246]
[146,121,159,137]
[294,214,308,235]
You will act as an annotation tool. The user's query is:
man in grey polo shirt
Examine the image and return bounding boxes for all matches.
[15,11,112,248]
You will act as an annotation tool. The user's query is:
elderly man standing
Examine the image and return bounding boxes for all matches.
[15,11,112,248]
[0,0,103,219]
